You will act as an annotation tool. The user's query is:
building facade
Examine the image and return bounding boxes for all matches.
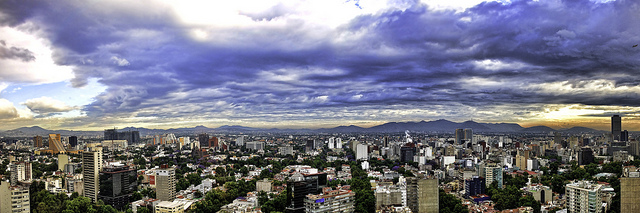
[0,182,29,213]
[98,164,137,210]
[406,178,439,213]
[9,162,31,186]
[565,181,603,213]
[304,186,355,213]
[156,166,176,202]
[83,146,103,203]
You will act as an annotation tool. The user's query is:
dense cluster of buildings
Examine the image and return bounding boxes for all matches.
[1,115,640,213]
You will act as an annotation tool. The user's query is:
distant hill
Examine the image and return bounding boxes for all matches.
[560,126,605,133]
[520,126,556,133]
[0,119,608,137]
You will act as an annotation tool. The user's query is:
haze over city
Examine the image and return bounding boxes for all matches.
[1,0,640,131]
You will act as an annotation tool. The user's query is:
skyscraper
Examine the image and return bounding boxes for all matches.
[612,115,622,141]
[69,136,78,148]
[156,165,176,202]
[198,133,209,148]
[464,129,473,143]
[455,129,465,144]
[33,136,43,148]
[83,146,103,203]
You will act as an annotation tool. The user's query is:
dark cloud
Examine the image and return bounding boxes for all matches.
[2,0,640,127]
[0,40,35,62]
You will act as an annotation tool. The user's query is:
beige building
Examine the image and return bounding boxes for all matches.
[58,154,69,171]
[156,166,176,202]
[407,177,438,213]
[0,181,29,213]
[49,134,65,154]
[256,178,272,192]
[375,185,404,210]
[101,140,128,150]
[621,169,640,213]
[515,155,527,170]
[83,146,103,203]
[155,201,183,213]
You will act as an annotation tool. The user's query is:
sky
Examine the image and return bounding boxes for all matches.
[0,0,639,131]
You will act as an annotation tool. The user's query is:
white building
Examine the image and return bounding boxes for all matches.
[356,143,368,160]
[565,181,603,213]
[328,137,335,149]
[245,141,264,151]
[335,138,343,149]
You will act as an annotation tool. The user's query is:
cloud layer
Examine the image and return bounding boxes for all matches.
[1,0,640,129]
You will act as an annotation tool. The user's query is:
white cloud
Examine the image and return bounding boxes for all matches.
[0,25,74,84]
[110,56,130,66]
[22,96,74,114]
[0,99,19,119]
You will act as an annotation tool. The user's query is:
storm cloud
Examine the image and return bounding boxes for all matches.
[1,0,640,129]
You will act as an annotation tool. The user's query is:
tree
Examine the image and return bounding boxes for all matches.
[186,173,203,186]
[439,189,468,213]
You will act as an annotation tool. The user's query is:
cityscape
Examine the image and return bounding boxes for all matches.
[1,0,640,213]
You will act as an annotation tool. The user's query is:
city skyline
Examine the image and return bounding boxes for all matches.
[1,0,640,131]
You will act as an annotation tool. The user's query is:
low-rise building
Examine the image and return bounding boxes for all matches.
[304,185,355,213]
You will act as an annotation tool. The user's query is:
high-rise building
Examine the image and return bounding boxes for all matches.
[236,136,245,146]
[197,133,209,148]
[565,181,603,213]
[621,168,640,213]
[465,176,486,198]
[156,165,176,202]
[515,155,527,170]
[400,145,415,163]
[455,129,465,144]
[578,147,595,166]
[98,164,137,210]
[104,129,140,145]
[406,177,439,213]
[306,140,315,153]
[622,130,629,142]
[612,115,622,141]
[0,182,29,213]
[9,162,32,185]
[33,136,43,148]
[58,154,69,171]
[335,138,342,149]
[553,132,561,147]
[485,164,503,189]
[304,186,355,213]
[356,143,368,160]
[630,140,640,157]
[68,136,78,148]
[328,137,335,149]
[464,129,473,143]
[83,146,103,203]
[286,172,328,213]
[49,134,65,154]
[210,136,219,148]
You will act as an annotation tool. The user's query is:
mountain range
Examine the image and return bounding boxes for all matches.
[0,119,607,137]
